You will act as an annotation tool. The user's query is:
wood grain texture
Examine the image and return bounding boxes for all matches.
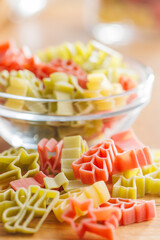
[0,0,160,239]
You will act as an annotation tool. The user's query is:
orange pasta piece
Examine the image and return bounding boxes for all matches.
[111,129,144,153]
[113,147,152,173]
[100,198,156,225]
[72,139,117,184]
[62,198,121,240]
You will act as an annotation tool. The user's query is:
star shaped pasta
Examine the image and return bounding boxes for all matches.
[0,148,39,192]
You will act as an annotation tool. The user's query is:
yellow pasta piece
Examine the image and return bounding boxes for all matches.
[84,90,102,99]
[84,181,110,207]
[61,135,88,179]
[94,99,115,111]
[112,177,145,199]
[54,91,74,116]
[5,77,28,110]
[44,172,69,190]
[54,81,74,94]
[145,169,160,195]
[50,72,69,83]
[112,168,142,184]
[3,70,46,112]
[24,101,47,114]
[112,161,160,199]
[69,75,84,95]
[151,149,160,167]
[63,179,89,192]
[87,73,112,93]
[74,102,94,115]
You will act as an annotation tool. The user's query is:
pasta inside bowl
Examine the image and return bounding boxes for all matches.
[0,41,154,149]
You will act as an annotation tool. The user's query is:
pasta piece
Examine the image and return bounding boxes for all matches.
[5,77,28,110]
[112,176,145,199]
[100,198,156,225]
[61,135,88,179]
[145,169,160,195]
[38,138,63,175]
[113,147,152,173]
[2,186,59,233]
[0,148,39,192]
[54,91,74,116]
[87,73,112,93]
[44,172,69,190]
[72,139,117,184]
[62,198,121,240]
[111,129,144,153]
[151,149,160,167]
[10,171,46,191]
[0,70,9,92]
[53,181,110,222]
[0,189,16,221]
[63,179,89,192]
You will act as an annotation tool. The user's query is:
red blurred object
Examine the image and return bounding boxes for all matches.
[111,129,144,152]
[0,41,88,89]
[119,75,136,91]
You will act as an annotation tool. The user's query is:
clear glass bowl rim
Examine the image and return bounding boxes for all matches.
[0,57,154,122]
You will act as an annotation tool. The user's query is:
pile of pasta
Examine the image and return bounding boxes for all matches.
[0,40,138,141]
[0,129,158,239]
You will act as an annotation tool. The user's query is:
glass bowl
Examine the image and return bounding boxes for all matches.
[0,55,154,149]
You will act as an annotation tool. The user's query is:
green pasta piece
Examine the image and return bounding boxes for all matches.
[2,186,59,233]
[0,70,9,91]
[50,72,69,83]
[0,189,16,221]
[54,81,74,93]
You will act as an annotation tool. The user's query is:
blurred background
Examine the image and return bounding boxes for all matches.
[0,0,160,147]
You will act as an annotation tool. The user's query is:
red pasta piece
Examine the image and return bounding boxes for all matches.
[72,139,118,184]
[0,41,30,72]
[38,138,63,175]
[100,198,156,226]
[111,129,144,153]
[34,171,46,187]
[10,178,40,191]
[0,41,88,89]
[113,146,152,173]
[62,198,121,240]
[119,75,136,91]
[10,171,47,191]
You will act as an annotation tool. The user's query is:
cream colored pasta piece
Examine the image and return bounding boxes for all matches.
[61,135,88,179]
[54,91,74,116]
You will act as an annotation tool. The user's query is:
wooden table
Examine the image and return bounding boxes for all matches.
[0,0,160,239]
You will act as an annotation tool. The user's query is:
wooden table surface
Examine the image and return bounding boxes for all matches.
[0,0,160,239]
